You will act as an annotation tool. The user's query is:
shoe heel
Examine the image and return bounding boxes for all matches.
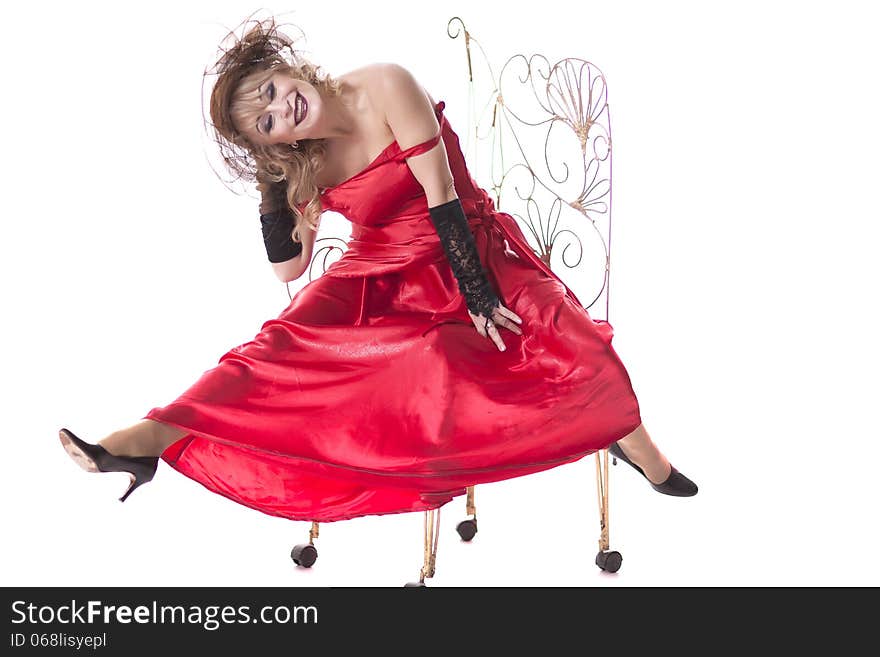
[119,471,151,503]
[119,463,156,502]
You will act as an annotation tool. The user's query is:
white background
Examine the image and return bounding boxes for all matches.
[1,0,877,587]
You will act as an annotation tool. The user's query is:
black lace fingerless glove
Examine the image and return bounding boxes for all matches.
[256,174,302,263]
[428,198,500,319]
[260,210,303,263]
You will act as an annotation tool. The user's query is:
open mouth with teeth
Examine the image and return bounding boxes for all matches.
[294,92,308,125]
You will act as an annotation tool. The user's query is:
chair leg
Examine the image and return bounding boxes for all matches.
[406,508,441,586]
[291,521,320,568]
[456,486,478,541]
[594,449,623,572]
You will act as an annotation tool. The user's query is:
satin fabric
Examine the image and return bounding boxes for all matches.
[144,100,642,522]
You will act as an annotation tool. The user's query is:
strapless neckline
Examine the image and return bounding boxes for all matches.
[319,139,399,195]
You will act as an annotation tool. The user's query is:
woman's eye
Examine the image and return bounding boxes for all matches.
[268,82,275,101]
[265,115,273,133]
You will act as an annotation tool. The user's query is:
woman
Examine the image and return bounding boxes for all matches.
[59,18,695,528]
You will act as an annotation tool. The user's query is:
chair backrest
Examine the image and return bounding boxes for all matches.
[446,16,614,322]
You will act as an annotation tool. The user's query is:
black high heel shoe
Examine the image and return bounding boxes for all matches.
[608,441,698,497]
[59,428,159,502]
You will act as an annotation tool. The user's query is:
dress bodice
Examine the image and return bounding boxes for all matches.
[317,101,483,226]
[304,100,584,310]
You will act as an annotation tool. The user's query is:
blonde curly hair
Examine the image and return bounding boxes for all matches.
[206,16,340,244]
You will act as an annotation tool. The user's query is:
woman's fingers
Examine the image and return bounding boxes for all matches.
[485,320,507,351]
[493,304,523,335]
[470,313,506,351]
[468,302,524,351]
[493,316,522,335]
[497,305,523,325]
[470,313,488,338]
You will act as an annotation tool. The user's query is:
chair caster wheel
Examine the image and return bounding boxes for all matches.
[595,550,622,573]
[291,544,318,568]
[404,581,426,587]
[456,519,478,542]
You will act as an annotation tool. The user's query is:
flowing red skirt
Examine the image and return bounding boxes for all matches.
[144,211,642,522]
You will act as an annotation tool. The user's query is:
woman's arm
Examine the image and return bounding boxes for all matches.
[257,172,316,283]
[271,221,317,282]
[377,63,522,350]
[378,64,503,327]
[378,63,455,207]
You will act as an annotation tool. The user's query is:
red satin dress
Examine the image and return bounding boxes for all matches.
[144,100,642,522]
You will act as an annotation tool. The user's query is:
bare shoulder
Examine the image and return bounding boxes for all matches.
[316,64,436,188]
[375,63,436,110]
[348,63,435,121]
[370,64,442,158]
[335,62,437,133]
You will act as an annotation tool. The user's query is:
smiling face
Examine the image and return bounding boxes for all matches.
[231,67,321,147]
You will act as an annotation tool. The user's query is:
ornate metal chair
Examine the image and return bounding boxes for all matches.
[287,16,624,584]
[441,17,625,580]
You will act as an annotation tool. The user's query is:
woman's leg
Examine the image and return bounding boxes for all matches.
[615,422,673,484]
[98,419,186,458]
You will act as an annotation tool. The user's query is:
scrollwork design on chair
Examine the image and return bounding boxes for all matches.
[281,234,349,301]
[447,16,623,574]
[307,235,350,280]
[285,237,348,301]
[447,16,613,318]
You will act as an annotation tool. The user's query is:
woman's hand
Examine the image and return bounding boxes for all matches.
[467,302,523,351]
